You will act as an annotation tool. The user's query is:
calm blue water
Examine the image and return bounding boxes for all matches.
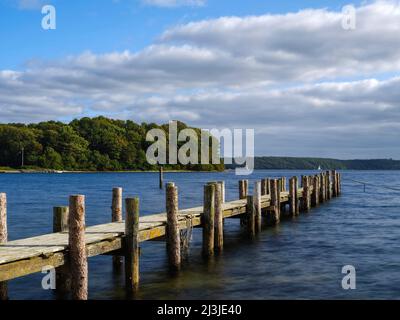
[1,170,400,300]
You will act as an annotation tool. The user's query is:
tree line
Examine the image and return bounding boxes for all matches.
[225,157,400,170]
[0,117,224,172]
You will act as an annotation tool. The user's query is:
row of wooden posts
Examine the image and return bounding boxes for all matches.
[0,170,341,300]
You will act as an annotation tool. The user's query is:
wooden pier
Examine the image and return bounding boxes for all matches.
[0,171,341,300]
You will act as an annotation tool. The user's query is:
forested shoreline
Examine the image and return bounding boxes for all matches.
[0,117,224,172]
[226,157,400,170]
[1,117,398,172]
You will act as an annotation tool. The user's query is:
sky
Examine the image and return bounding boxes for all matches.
[0,0,400,159]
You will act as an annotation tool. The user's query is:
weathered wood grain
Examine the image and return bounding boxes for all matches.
[0,193,8,300]
[166,183,180,271]
[69,195,88,300]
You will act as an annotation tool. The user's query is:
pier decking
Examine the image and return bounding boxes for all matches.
[0,171,341,299]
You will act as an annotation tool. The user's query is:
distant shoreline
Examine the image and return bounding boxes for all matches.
[0,169,226,174]
[2,168,400,174]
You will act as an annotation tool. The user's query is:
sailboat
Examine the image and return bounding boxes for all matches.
[317,165,322,171]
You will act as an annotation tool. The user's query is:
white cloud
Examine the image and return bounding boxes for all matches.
[161,0,400,82]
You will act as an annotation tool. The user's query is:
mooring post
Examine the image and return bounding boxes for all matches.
[239,180,248,226]
[277,179,282,194]
[203,184,215,258]
[325,171,331,200]
[337,171,340,196]
[0,193,8,300]
[166,183,180,272]
[125,197,140,294]
[246,195,256,237]
[214,183,224,252]
[294,176,300,215]
[261,179,266,196]
[53,206,69,233]
[244,180,249,198]
[301,176,311,212]
[111,187,123,271]
[331,171,337,197]
[312,176,319,207]
[69,195,88,300]
[239,180,246,199]
[281,177,287,192]
[270,179,280,224]
[159,167,164,189]
[335,172,338,196]
[53,206,71,297]
[289,177,298,216]
[308,176,312,209]
[254,181,262,233]
[218,181,225,203]
[320,173,326,203]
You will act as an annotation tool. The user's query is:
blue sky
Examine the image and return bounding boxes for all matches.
[1,0,400,158]
[0,0,363,69]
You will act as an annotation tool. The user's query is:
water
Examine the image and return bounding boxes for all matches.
[1,170,400,300]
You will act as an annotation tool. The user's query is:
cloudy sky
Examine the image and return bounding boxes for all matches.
[0,0,400,158]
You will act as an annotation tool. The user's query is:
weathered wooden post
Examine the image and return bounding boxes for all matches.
[218,181,225,203]
[312,176,319,207]
[244,180,249,197]
[0,193,8,300]
[261,179,267,196]
[270,179,280,224]
[337,172,342,195]
[239,180,248,226]
[301,176,311,211]
[246,195,256,237]
[203,184,215,258]
[331,170,337,197]
[69,195,88,300]
[166,183,180,271]
[325,171,331,200]
[239,180,246,199]
[53,206,69,233]
[111,188,123,270]
[308,176,312,208]
[254,181,262,233]
[214,183,224,252]
[294,176,300,215]
[53,206,71,297]
[336,170,340,197]
[280,177,287,192]
[125,197,140,294]
[159,167,164,189]
[289,177,299,216]
[320,173,326,203]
